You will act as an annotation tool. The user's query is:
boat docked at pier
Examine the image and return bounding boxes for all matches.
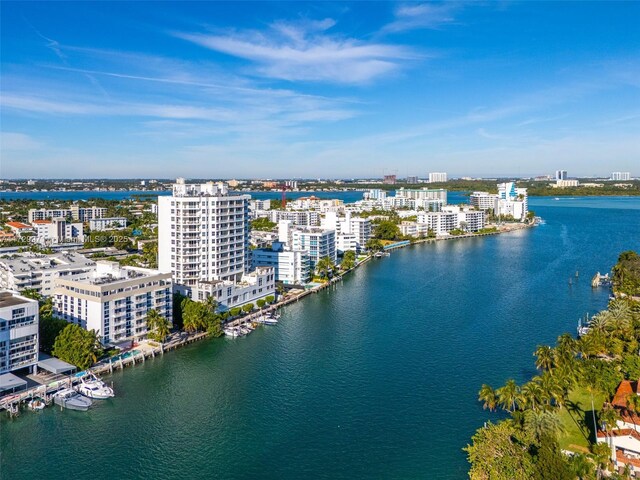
[53,388,93,411]
[77,372,114,399]
[27,397,46,411]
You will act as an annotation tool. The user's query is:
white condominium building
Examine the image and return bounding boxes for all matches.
[497,182,528,221]
[195,267,275,311]
[252,246,311,286]
[428,172,448,183]
[291,227,336,269]
[31,218,84,246]
[53,261,172,345]
[611,172,631,181]
[470,192,499,211]
[416,207,485,235]
[263,210,320,226]
[158,178,250,288]
[28,206,107,223]
[396,188,448,204]
[0,291,39,375]
[89,217,128,231]
[321,212,371,252]
[158,178,275,307]
[0,251,96,296]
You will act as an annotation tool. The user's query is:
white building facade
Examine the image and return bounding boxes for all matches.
[428,172,448,183]
[0,291,39,375]
[89,217,128,231]
[53,261,172,345]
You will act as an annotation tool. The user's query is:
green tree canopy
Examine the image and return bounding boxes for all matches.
[52,324,103,370]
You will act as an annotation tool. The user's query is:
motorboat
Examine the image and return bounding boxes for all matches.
[224,327,238,337]
[28,397,46,411]
[262,316,278,326]
[53,388,93,411]
[77,373,114,399]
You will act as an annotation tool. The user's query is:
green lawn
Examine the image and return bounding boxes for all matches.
[558,388,606,451]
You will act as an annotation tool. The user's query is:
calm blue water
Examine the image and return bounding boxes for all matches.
[0,189,468,205]
[1,197,638,479]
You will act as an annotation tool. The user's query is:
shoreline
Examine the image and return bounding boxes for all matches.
[0,221,534,414]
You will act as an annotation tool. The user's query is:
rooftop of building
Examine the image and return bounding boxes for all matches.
[6,221,31,229]
[0,290,35,308]
[0,251,95,272]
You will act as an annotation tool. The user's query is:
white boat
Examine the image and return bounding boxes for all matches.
[224,327,237,337]
[77,373,114,399]
[28,398,46,411]
[262,317,278,326]
[53,388,93,411]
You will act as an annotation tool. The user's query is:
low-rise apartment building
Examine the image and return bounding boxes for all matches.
[53,261,172,345]
[0,251,96,296]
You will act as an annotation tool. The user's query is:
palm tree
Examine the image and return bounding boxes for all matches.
[589,311,612,333]
[146,309,170,342]
[524,409,565,443]
[534,345,555,373]
[520,381,543,411]
[496,379,519,412]
[599,405,621,433]
[555,333,577,365]
[478,384,498,411]
[203,295,218,315]
[538,372,564,409]
[315,256,336,280]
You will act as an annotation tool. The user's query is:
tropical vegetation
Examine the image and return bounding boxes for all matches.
[467,251,640,479]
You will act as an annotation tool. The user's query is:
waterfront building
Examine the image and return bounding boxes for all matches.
[428,172,447,183]
[596,379,640,474]
[415,207,485,235]
[469,192,499,212]
[283,180,299,190]
[0,251,95,296]
[363,189,387,201]
[195,267,275,310]
[89,217,128,231]
[31,218,84,245]
[28,206,107,223]
[249,199,271,215]
[252,245,310,285]
[554,179,580,188]
[291,227,336,269]
[0,290,39,375]
[555,170,568,181]
[321,212,371,252]
[399,221,428,237]
[53,261,172,345]
[396,188,447,204]
[497,182,528,221]
[158,178,275,306]
[286,197,344,212]
[158,178,250,288]
[611,172,631,181]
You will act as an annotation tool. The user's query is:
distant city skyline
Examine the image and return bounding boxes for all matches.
[1,1,638,178]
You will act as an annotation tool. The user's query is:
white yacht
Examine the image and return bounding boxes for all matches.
[54,388,93,411]
[77,373,114,399]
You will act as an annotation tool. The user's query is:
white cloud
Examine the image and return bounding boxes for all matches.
[382,3,459,33]
[174,20,417,84]
[0,132,42,151]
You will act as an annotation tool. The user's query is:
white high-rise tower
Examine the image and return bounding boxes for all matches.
[158,178,250,288]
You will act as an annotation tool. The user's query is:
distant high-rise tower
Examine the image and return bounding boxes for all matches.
[383,174,397,185]
[611,172,630,181]
[555,170,567,181]
[428,172,447,183]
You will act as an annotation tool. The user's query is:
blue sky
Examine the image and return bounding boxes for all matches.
[1,1,638,179]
